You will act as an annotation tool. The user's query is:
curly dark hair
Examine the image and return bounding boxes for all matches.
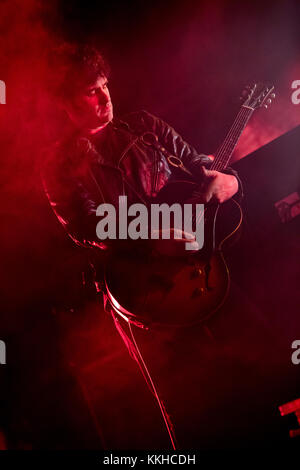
[51,43,110,100]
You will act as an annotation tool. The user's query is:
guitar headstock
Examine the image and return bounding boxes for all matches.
[241,83,275,110]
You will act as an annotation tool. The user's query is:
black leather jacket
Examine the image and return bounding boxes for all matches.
[42,110,241,251]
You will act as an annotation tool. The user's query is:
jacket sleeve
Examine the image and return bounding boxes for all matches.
[137,110,243,200]
[41,148,106,251]
[137,110,213,171]
[41,148,149,262]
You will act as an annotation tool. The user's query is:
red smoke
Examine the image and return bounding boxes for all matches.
[234,62,300,160]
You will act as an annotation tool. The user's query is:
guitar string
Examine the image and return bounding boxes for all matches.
[211,107,253,171]
[211,107,252,171]
[215,107,253,170]
[213,122,250,171]
[190,106,253,233]
[193,108,251,226]
[211,108,251,171]
[209,107,246,171]
[191,106,253,238]
[213,108,249,169]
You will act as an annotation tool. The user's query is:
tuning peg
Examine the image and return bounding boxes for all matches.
[271,93,275,98]
[264,104,268,108]
[266,98,272,104]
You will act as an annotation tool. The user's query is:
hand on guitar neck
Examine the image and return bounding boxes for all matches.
[196,169,239,204]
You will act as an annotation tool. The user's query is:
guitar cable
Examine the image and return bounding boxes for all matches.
[110,308,178,450]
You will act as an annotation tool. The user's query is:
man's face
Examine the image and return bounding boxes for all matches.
[65,75,113,134]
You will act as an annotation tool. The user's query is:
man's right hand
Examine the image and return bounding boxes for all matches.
[152,228,200,257]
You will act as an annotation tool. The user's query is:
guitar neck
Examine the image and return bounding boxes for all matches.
[211,105,254,171]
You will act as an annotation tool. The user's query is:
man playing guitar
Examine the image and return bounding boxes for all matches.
[43,44,272,449]
[42,44,240,288]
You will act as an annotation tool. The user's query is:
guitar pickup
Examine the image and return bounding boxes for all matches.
[191,287,205,298]
[190,268,203,279]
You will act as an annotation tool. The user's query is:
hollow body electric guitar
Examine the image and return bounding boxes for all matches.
[105,84,275,328]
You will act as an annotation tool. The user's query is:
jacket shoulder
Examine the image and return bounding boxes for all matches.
[118,110,161,135]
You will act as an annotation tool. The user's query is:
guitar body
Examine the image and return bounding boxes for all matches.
[106,248,230,328]
[105,180,243,328]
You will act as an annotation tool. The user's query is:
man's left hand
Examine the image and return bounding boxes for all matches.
[199,168,239,204]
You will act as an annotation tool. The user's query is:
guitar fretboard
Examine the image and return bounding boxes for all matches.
[211,105,254,171]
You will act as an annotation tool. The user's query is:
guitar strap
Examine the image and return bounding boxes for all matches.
[113,118,199,179]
